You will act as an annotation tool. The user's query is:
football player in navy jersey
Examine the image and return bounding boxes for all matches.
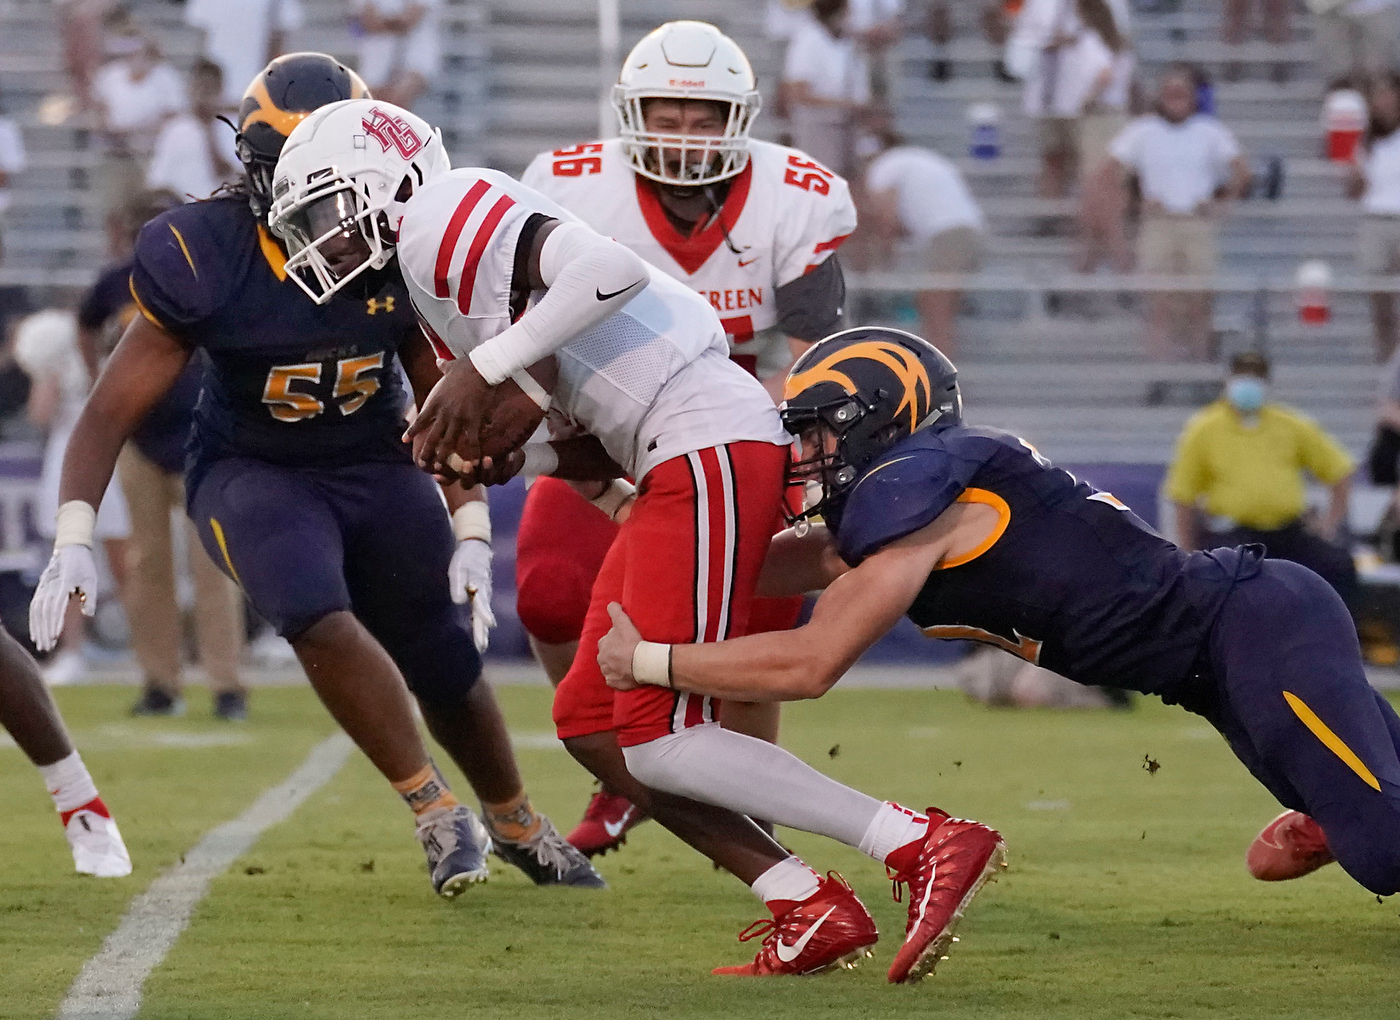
[601,326,1400,902]
[27,52,603,894]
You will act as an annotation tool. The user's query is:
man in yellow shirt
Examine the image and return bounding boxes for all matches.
[1167,351,1357,608]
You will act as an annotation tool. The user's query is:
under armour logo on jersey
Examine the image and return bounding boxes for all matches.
[361,107,425,159]
[366,296,395,315]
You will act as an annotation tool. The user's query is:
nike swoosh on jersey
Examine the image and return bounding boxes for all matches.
[738,257,759,267]
[774,906,837,963]
[597,280,645,302]
[603,807,635,839]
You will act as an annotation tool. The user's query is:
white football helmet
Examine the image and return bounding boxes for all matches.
[268,98,450,304]
[613,20,761,187]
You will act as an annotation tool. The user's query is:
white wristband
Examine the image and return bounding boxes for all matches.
[632,640,673,688]
[54,500,96,548]
[509,369,552,412]
[451,500,492,543]
[590,479,636,521]
[521,442,559,478]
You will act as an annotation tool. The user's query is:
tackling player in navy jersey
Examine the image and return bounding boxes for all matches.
[601,326,1400,904]
[27,53,602,894]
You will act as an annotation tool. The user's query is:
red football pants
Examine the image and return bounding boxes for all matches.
[552,442,789,747]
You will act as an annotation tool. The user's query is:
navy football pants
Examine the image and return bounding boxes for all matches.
[187,457,480,709]
[1205,559,1400,894]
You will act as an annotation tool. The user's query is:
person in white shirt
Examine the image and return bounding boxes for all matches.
[351,0,442,111]
[1311,0,1400,85]
[92,36,187,255]
[145,59,239,202]
[782,0,871,177]
[1104,67,1251,361]
[0,105,26,264]
[1348,71,1400,361]
[862,130,985,356]
[1006,0,1132,198]
[185,0,304,106]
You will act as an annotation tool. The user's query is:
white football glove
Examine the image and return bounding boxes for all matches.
[449,537,496,653]
[29,544,98,652]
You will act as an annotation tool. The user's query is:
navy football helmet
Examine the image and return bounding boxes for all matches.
[781,326,960,525]
[236,52,371,220]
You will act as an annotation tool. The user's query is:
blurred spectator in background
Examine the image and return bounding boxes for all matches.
[1348,71,1400,362]
[1167,350,1357,611]
[91,33,185,256]
[0,93,26,265]
[1102,66,1250,360]
[782,0,872,177]
[1074,0,1135,271]
[13,310,129,686]
[846,0,904,98]
[349,0,442,110]
[1222,0,1292,81]
[145,59,239,202]
[75,191,246,719]
[1310,0,1400,86]
[1006,0,1133,199]
[54,0,115,114]
[924,1,1021,81]
[185,0,304,106]
[861,129,985,356]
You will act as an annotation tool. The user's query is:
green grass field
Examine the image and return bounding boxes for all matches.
[3,683,1398,1020]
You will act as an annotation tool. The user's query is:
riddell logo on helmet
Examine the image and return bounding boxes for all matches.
[361,107,425,159]
[669,78,708,88]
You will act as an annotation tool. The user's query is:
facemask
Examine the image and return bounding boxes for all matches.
[1226,376,1267,414]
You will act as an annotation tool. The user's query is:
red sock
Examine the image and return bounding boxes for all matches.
[61,796,110,828]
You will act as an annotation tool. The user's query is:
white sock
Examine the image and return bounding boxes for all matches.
[750,856,822,907]
[38,750,99,815]
[622,724,884,848]
[857,802,930,864]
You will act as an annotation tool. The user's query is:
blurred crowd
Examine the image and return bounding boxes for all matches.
[3,0,1400,708]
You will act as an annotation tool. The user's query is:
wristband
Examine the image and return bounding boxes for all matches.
[54,500,96,548]
[590,479,636,521]
[451,500,492,544]
[509,369,552,412]
[632,640,673,688]
[521,442,559,477]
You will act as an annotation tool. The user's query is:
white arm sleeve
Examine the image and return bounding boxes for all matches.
[467,221,650,385]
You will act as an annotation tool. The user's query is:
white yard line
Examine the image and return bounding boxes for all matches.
[55,733,354,1020]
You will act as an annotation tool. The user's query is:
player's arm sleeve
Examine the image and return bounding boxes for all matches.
[772,167,858,289]
[835,440,981,565]
[468,220,649,385]
[774,254,845,342]
[127,216,223,344]
[1163,417,1209,505]
[1297,417,1355,485]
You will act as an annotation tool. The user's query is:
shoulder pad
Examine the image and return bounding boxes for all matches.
[129,198,253,335]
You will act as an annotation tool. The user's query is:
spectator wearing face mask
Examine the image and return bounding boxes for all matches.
[1166,351,1358,610]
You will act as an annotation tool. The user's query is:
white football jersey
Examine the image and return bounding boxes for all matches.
[521,138,856,377]
[397,168,788,480]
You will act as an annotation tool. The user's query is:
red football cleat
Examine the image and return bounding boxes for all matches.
[565,789,648,857]
[886,808,1007,985]
[713,873,878,977]
[1246,810,1335,881]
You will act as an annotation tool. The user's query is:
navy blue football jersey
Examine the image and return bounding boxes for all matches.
[836,425,1261,700]
[129,197,416,485]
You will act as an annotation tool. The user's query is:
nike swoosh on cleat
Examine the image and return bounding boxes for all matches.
[775,906,837,963]
[597,280,645,301]
[603,807,634,839]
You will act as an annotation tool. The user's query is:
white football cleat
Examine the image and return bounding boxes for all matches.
[65,802,133,878]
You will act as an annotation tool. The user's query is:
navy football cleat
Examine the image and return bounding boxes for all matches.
[416,805,492,897]
[489,814,608,889]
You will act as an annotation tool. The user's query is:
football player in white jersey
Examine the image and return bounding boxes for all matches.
[515,20,858,856]
[269,98,1000,982]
